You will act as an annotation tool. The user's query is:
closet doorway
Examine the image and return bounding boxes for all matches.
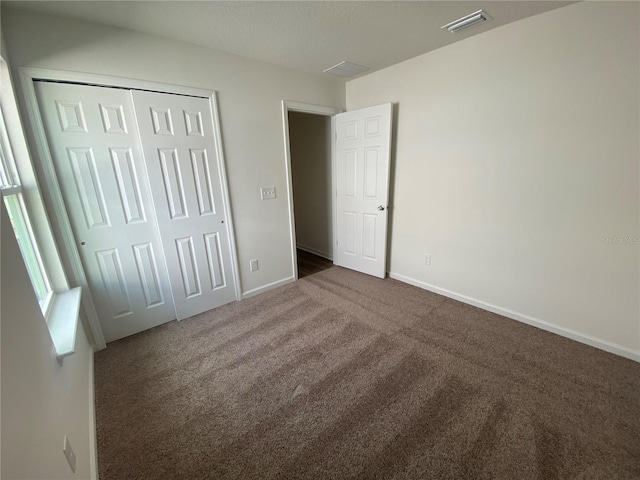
[27,72,240,344]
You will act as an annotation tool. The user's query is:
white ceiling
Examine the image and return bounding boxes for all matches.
[4,1,574,79]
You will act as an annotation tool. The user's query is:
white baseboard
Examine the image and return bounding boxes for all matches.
[296,243,333,261]
[388,272,640,363]
[89,350,99,480]
[242,276,296,300]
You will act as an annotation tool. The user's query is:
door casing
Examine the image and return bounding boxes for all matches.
[19,67,242,350]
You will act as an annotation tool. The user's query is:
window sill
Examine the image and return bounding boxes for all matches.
[46,286,82,360]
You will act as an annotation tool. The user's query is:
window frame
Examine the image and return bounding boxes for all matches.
[1,55,92,357]
[0,108,55,314]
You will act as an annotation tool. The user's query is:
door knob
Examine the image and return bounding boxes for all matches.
[378,205,385,211]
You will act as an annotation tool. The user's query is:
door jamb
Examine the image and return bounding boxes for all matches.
[281,101,342,280]
[18,67,242,349]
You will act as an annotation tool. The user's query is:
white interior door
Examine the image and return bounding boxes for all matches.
[131,90,237,319]
[35,82,177,342]
[335,103,392,278]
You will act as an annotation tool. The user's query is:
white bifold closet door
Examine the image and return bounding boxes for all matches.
[131,90,236,320]
[35,81,236,342]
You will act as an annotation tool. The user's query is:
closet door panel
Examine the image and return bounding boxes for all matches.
[132,90,236,319]
[35,81,176,342]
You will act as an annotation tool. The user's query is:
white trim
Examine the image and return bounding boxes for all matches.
[0,185,21,195]
[88,350,98,480]
[242,276,295,300]
[296,243,333,261]
[48,286,82,360]
[331,115,337,266]
[283,101,340,116]
[18,67,242,349]
[208,93,242,302]
[21,67,214,98]
[281,104,298,281]
[0,108,20,186]
[281,100,342,282]
[389,271,640,363]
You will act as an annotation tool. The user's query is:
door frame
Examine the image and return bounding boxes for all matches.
[19,67,242,350]
[281,101,342,280]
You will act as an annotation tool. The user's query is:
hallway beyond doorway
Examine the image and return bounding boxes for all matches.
[297,249,333,278]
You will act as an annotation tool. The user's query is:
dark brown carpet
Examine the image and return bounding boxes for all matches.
[95,266,640,480]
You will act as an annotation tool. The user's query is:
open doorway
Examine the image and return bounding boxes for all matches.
[289,111,333,278]
[282,101,341,280]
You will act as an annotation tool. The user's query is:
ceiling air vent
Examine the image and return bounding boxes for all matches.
[441,10,490,33]
[323,61,369,78]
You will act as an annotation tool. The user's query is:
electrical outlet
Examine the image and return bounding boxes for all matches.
[424,254,432,266]
[260,187,276,200]
[63,436,76,473]
[250,259,259,272]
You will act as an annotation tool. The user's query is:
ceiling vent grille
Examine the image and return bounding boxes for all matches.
[441,10,490,33]
[323,61,369,78]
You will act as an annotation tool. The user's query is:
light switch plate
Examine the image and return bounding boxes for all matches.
[260,186,276,200]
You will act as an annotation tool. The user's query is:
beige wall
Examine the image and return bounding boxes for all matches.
[347,2,640,356]
[289,112,333,259]
[1,7,345,296]
[1,200,96,480]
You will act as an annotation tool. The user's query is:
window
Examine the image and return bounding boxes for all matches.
[0,57,89,356]
[0,108,54,313]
